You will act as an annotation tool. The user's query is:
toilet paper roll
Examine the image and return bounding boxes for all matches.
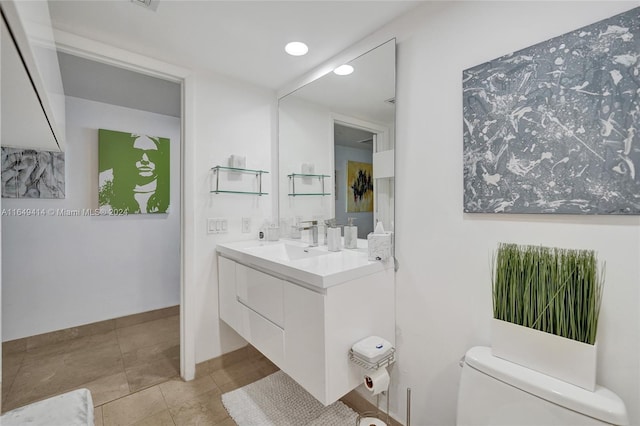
[358,417,387,426]
[364,367,390,395]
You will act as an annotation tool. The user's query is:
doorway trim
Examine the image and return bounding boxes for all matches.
[52,29,197,380]
[331,113,391,229]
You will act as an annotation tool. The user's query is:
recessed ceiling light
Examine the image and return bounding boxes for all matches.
[285,42,309,56]
[333,65,354,76]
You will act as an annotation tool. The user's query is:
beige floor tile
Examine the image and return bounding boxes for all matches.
[2,351,25,379]
[215,367,269,394]
[3,339,27,356]
[2,375,17,412]
[218,371,268,393]
[168,389,230,426]
[159,375,219,409]
[21,340,70,366]
[125,355,180,393]
[215,417,238,426]
[25,329,76,351]
[210,357,265,387]
[80,372,130,407]
[5,337,122,409]
[3,312,184,419]
[3,354,69,411]
[132,409,175,426]
[117,316,179,354]
[194,360,211,378]
[58,348,125,394]
[64,338,123,372]
[67,330,120,353]
[206,346,250,373]
[94,405,104,426]
[122,340,179,370]
[245,344,263,361]
[26,320,116,351]
[251,356,279,376]
[102,386,167,426]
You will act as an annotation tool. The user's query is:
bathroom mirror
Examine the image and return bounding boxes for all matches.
[278,39,395,239]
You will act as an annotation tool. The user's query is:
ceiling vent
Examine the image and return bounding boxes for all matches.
[385,97,396,105]
[131,0,159,12]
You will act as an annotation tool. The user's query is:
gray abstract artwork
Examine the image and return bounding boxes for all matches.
[463,7,640,214]
[1,147,65,198]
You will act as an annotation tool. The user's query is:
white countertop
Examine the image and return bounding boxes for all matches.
[216,238,390,289]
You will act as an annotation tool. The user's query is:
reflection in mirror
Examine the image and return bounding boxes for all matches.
[278,39,395,242]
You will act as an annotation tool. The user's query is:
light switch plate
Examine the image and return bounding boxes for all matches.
[207,218,228,234]
[242,217,251,233]
[207,218,217,234]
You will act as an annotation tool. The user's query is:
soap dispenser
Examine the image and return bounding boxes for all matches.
[344,217,358,249]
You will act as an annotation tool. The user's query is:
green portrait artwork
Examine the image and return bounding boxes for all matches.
[98,129,170,214]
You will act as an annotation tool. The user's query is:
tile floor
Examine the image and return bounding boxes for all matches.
[2,313,383,425]
[2,314,279,425]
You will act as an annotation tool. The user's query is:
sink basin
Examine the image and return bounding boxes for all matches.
[217,238,387,288]
[244,243,328,262]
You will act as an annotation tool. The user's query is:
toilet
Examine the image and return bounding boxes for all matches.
[456,346,629,426]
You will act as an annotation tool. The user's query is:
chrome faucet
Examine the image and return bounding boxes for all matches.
[299,220,319,246]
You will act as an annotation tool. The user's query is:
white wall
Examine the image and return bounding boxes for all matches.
[335,144,373,238]
[2,95,181,340]
[278,96,334,229]
[386,2,640,425]
[191,69,276,363]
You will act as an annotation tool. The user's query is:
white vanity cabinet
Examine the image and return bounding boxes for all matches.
[219,256,285,368]
[217,251,395,406]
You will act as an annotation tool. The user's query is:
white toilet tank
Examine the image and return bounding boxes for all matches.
[456,346,629,426]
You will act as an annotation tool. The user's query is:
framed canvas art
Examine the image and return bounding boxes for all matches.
[463,7,640,214]
[1,147,65,199]
[98,129,170,214]
[347,160,373,213]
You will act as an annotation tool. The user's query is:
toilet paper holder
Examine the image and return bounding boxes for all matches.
[349,336,395,426]
[349,347,395,370]
[349,336,395,370]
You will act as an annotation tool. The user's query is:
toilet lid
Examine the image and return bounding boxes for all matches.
[464,346,629,425]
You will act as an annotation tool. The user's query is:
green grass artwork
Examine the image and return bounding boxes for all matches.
[492,243,604,345]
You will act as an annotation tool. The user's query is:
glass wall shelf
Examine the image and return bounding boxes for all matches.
[287,173,330,196]
[211,166,269,195]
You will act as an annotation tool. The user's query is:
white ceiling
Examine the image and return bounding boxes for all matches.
[48,0,422,90]
[287,38,395,124]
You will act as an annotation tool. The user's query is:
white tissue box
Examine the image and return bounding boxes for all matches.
[367,232,392,261]
[352,336,394,364]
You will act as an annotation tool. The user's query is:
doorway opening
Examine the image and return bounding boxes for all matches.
[1,51,184,411]
[334,122,375,238]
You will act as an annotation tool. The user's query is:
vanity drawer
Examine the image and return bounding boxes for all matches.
[236,263,284,327]
[239,303,285,368]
